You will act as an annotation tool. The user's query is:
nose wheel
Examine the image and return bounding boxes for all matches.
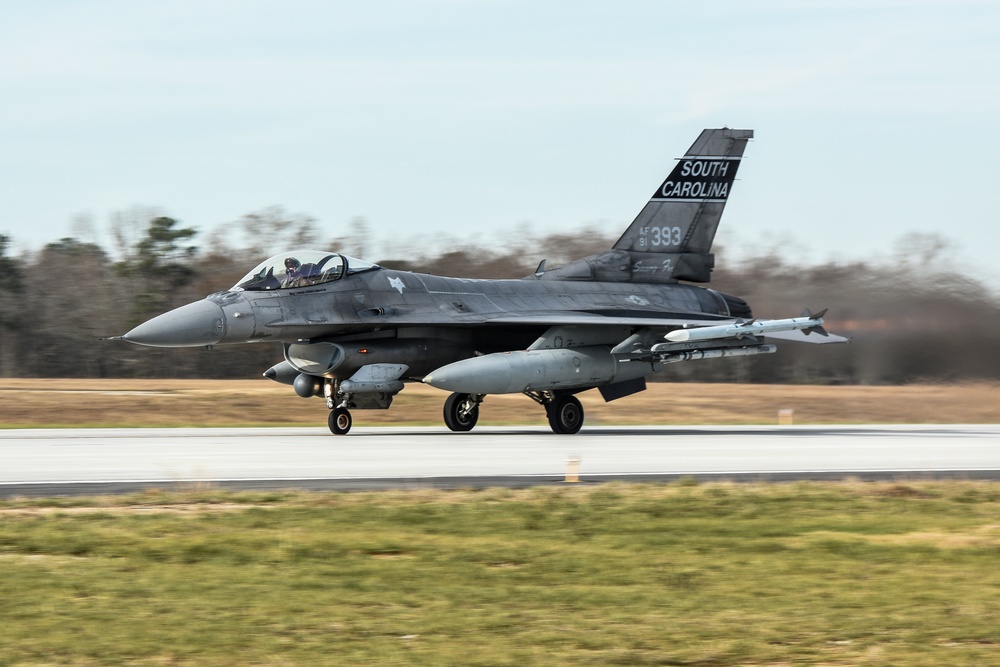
[328,407,353,435]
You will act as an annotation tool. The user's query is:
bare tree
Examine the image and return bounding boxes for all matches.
[208,206,319,263]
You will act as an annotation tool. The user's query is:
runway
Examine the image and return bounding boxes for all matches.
[2,425,999,496]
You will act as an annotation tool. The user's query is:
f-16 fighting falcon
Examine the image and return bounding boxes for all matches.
[119,128,847,435]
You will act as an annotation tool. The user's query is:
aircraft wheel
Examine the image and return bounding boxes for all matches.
[444,392,479,432]
[328,407,353,435]
[548,395,584,434]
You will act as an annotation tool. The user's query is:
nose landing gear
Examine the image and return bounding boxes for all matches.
[328,407,353,435]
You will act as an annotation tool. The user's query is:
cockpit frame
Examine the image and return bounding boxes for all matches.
[233,250,380,291]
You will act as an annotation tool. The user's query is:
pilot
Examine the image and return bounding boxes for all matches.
[282,257,304,288]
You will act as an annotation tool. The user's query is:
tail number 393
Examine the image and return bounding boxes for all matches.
[641,226,682,248]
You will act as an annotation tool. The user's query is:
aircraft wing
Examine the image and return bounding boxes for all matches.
[485,312,848,343]
[481,312,734,328]
[758,329,850,344]
[486,311,849,344]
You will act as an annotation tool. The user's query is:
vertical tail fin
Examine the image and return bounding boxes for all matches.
[538,128,753,284]
[614,128,752,282]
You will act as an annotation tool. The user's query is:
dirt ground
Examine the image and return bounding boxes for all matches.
[1,378,997,427]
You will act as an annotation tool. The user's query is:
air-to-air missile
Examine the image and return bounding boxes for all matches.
[662,309,829,343]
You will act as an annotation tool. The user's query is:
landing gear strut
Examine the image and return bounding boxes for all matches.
[444,392,483,432]
[328,407,352,435]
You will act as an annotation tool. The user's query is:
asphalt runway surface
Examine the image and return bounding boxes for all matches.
[2,425,999,497]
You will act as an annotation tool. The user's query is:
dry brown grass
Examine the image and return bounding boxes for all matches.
[1,378,997,427]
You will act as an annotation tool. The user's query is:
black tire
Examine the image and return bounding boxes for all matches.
[547,394,584,434]
[328,407,353,435]
[443,392,479,432]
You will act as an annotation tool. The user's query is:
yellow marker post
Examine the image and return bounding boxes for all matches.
[565,456,581,483]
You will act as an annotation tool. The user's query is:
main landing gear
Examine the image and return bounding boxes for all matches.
[326,390,586,436]
[442,391,585,434]
[545,394,584,434]
[443,393,483,431]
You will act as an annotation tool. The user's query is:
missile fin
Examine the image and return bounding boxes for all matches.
[801,307,828,335]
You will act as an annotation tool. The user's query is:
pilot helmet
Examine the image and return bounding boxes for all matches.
[284,257,301,272]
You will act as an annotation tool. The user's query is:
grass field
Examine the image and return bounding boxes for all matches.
[1,379,998,428]
[2,482,1000,666]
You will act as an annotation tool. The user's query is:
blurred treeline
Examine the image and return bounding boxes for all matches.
[1,208,998,384]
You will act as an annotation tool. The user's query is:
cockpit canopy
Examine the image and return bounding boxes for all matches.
[233,250,380,291]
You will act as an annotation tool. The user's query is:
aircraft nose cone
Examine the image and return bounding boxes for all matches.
[122,299,226,347]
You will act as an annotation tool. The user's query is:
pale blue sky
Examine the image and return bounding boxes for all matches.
[2,1,999,284]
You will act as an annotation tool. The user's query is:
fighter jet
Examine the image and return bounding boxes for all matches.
[119,128,846,435]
